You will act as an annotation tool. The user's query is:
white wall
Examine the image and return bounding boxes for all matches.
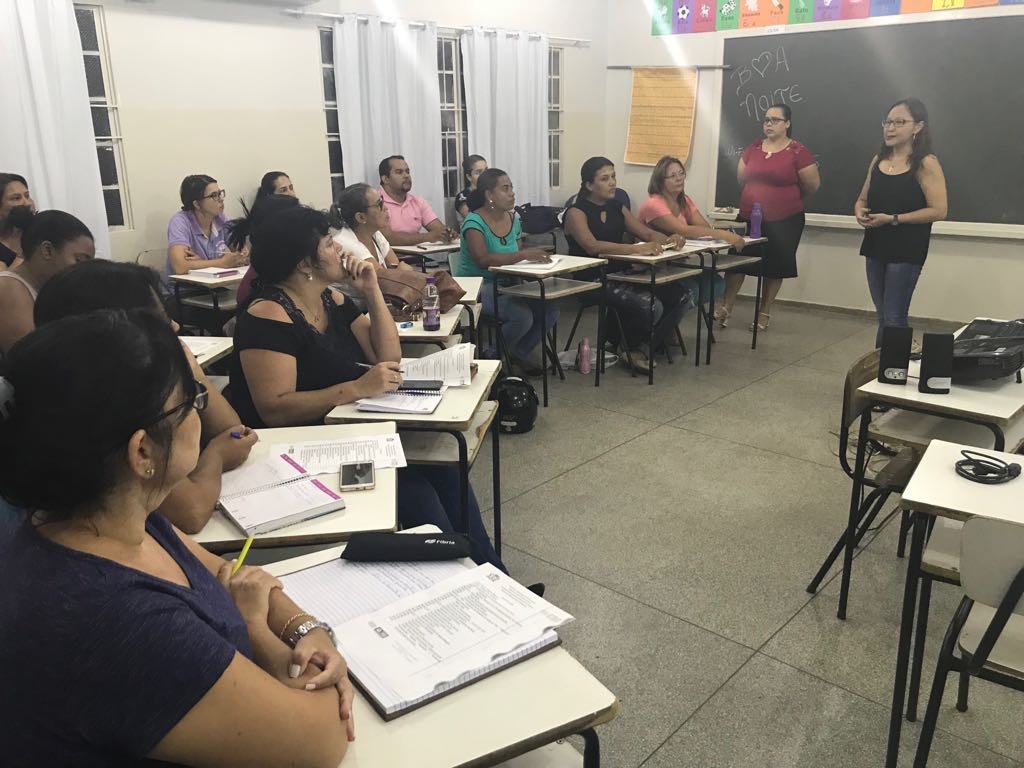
[95,0,607,261]
[604,1,1024,323]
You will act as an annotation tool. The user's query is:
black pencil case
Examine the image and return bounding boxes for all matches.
[341,532,471,562]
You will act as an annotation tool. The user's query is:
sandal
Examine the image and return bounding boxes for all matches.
[749,312,771,332]
[623,349,654,374]
[714,306,730,329]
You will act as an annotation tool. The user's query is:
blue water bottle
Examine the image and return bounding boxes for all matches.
[749,202,763,239]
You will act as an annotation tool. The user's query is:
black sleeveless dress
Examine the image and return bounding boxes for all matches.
[860,163,933,266]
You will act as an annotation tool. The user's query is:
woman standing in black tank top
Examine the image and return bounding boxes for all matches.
[855,98,947,348]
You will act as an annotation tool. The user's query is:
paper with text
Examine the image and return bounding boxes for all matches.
[219,477,343,535]
[270,434,407,472]
[219,453,308,499]
[500,255,563,272]
[401,344,475,387]
[356,391,442,414]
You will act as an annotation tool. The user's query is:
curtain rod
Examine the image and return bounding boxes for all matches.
[607,64,731,70]
[282,9,591,47]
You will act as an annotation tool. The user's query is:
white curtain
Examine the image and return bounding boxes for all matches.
[334,16,444,216]
[460,28,550,206]
[0,0,111,258]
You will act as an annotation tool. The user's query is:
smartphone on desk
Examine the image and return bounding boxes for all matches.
[340,461,375,491]
[398,379,444,391]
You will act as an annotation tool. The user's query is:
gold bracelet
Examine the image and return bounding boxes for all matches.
[278,612,314,642]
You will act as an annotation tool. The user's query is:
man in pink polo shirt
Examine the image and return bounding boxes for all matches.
[378,155,457,246]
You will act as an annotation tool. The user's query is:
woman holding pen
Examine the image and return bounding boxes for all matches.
[0,309,353,766]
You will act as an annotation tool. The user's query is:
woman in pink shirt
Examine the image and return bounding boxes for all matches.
[719,104,820,331]
[637,156,746,311]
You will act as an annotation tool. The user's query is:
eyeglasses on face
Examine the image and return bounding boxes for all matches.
[882,119,913,129]
[365,197,385,212]
[202,190,227,201]
[763,117,787,125]
[664,172,686,181]
[151,379,208,428]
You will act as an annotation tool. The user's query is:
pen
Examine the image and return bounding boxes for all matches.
[231,535,254,576]
[230,430,244,439]
[355,362,407,372]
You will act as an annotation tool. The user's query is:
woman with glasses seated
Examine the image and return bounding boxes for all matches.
[33,260,258,534]
[167,174,250,276]
[716,104,819,332]
[0,310,353,766]
[231,205,505,571]
[330,183,413,271]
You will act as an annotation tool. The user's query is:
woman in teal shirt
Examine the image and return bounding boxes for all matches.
[454,168,557,372]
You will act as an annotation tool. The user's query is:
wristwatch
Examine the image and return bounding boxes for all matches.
[288,619,337,648]
[891,214,900,227]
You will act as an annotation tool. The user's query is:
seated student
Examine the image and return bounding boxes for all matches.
[167,174,249,276]
[231,205,504,570]
[331,183,413,271]
[637,155,745,309]
[378,155,457,246]
[0,309,353,766]
[256,170,298,200]
[0,210,95,354]
[228,193,302,307]
[563,156,688,375]
[454,154,487,225]
[453,168,559,374]
[0,173,35,269]
[34,260,257,533]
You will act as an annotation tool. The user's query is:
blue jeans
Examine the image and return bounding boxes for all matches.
[482,288,559,360]
[396,465,504,571]
[865,258,923,348]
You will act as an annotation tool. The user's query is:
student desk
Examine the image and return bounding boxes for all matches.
[488,256,608,406]
[167,271,243,320]
[192,422,398,553]
[885,440,1024,768]
[397,304,465,351]
[264,536,619,768]
[326,359,503,544]
[453,275,483,348]
[181,336,233,370]
[393,239,461,272]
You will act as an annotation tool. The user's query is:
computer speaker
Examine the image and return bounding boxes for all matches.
[919,333,954,394]
[878,326,913,385]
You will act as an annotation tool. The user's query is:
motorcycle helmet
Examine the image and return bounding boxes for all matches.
[493,376,539,434]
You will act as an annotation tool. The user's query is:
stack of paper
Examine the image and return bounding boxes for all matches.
[188,266,240,277]
[356,391,442,414]
[401,343,475,387]
[279,560,573,719]
[269,434,407,472]
[501,255,563,272]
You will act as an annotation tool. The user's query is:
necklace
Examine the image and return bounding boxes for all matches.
[762,139,790,159]
[284,287,323,325]
[887,156,909,173]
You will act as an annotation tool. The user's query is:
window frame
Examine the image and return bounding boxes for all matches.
[319,27,345,202]
[437,35,469,200]
[547,47,563,190]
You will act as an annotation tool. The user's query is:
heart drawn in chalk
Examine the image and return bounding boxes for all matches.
[751,52,773,78]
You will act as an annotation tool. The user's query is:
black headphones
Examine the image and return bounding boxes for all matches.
[955,449,1022,485]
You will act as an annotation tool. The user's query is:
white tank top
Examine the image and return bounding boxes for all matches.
[0,270,38,300]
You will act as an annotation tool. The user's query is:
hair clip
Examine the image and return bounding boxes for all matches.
[0,377,14,422]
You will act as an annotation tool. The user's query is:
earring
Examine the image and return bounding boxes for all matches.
[307,272,313,281]
[487,200,495,210]
[146,467,154,478]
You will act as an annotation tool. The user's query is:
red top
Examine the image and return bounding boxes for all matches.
[739,139,816,222]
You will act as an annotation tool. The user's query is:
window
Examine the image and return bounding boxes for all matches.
[547,48,563,189]
[437,36,468,199]
[74,5,129,228]
[320,27,345,202]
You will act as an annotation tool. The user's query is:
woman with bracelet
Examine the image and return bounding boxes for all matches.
[0,309,352,766]
[231,205,504,570]
[856,98,947,347]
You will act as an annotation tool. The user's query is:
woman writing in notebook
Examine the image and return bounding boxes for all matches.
[231,205,504,570]
[0,310,352,766]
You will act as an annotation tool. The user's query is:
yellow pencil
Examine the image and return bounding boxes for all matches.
[231,535,255,575]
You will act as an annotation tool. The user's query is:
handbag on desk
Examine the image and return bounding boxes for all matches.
[377,270,466,321]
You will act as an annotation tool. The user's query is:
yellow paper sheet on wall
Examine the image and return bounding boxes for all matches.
[624,68,699,167]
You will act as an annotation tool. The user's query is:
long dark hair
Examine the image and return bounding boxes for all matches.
[877,98,934,174]
[257,171,289,200]
[226,193,300,253]
[330,183,374,229]
[577,156,615,203]
[461,155,486,188]
[21,210,93,261]
[467,168,508,212]
[0,309,194,519]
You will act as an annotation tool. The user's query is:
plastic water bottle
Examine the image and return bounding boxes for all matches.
[577,337,592,375]
[749,202,763,239]
[422,276,441,331]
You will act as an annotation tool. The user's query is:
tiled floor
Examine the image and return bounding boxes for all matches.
[471,301,1021,768]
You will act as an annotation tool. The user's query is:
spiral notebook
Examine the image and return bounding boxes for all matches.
[356,390,443,414]
[218,454,346,535]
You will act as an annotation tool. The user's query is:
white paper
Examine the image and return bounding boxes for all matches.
[220,477,342,534]
[357,391,442,414]
[188,266,239,276]
[501,254,563,272]
[180,337,223,356]
[401,343,474,387]
[219,453,308,499]
[685,238,732,248]
[270,434,407,472]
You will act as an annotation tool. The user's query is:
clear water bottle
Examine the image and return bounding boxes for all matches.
[749,202,763,239]
[577,337,592,375]
[422,276,441,331]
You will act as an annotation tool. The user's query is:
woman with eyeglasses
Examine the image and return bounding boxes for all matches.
[167,174,250,276]
[33,260,258,534]
[331,183,412,271]
[717,104,820,332]
[0,310,353,766]
[856,98,947,348]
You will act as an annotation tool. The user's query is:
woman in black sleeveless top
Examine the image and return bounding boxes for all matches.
[231,205,504,570]
[564,156,691,375]
[855,98,947,348]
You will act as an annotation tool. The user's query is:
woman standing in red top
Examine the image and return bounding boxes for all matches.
[718,104,820,331]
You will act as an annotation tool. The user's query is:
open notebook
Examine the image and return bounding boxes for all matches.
[218,454,345,535]
[356,390,443,414]
[278,558,571,720]
[500,254,563,272]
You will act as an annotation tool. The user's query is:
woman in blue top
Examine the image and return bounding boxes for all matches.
[454,168,558,374]
[0,310,353,766]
